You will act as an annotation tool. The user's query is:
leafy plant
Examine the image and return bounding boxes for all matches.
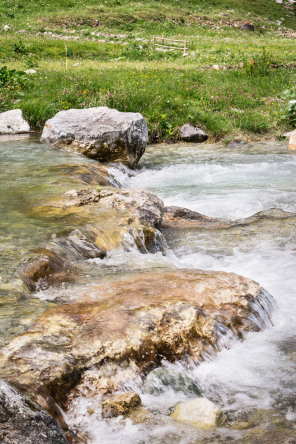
[0,66,29,89]
[288,102,296,127]
[13,40,28,55]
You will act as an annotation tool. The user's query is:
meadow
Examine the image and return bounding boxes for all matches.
[0,0,295,141]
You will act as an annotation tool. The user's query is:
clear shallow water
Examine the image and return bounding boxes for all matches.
[1,138,296,442]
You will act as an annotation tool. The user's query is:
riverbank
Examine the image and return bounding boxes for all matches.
[1,0,296,142]
[1,64,296,143]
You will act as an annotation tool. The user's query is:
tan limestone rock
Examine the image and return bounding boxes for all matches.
[171,397,225,429]
[0,270,274,407]
[288,133,296,151]
[101,392,141,418]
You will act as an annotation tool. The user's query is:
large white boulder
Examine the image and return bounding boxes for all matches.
[171,397,225,429]
[41,107,148,168]
[0,109,30,134]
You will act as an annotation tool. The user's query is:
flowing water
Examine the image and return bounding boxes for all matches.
[1,136,296,443]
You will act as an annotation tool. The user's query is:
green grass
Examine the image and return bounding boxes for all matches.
[0,0,296,141]
[2,64,295,142]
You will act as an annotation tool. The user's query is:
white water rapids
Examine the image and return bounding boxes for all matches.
[63,142,296,443]
[1,137,295,442]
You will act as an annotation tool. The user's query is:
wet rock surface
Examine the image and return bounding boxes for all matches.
[162,206,296,231]
[20,228,107,291]
[49,163,122,187]
[101,392,141,418]
[171,397,225,429]
[0,379,68,444]
[163,206,232,228]
[144,368,202,396]
[21,187,166,290]
[0,270,274,407]
[41,107,148,168]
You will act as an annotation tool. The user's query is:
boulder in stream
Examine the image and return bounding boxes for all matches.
[171,397,225,429]
[41,107,148,168]
[163,206,232,229]
[180,124,208,143]
[0,379,68,444]
[101,392,141,418]
[0,269,275,407]
[0,109,30,134]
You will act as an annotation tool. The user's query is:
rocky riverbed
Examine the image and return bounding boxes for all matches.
[0,132,295,443]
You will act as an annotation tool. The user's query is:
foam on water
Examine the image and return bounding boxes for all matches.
[65,142,296,443]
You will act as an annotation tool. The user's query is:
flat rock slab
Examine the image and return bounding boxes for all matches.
[0,269,274,407]
[0,109,30,134]
[41,107,148,168]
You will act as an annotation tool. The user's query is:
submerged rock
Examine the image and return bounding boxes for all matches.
[171,397,225,429]
[101,392,141,418]
[41,107,148,168]
[21,188,165,290]
[180,124,208,143]
[0,379,68,444]
[20,228,107,291]
[50,163,122,187]
[0,269,275,407]
[163,206,232,229]
[144,368,202,396]
[0,109,30,134]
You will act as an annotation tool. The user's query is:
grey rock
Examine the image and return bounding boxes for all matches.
[0,109,30,135]
[41,107,148,168]
[180,124,208,143]
[0,379,68,444]
[144,368,202,396]
[240,22,255,31]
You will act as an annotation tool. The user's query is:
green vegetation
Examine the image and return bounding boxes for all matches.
[0,0,295,141]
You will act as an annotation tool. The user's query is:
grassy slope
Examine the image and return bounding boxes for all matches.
[0,0,296,141]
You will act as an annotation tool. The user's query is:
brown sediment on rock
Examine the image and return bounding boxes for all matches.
[49,163,122,187]
[0,269,275,408]
[162,206,233,229]
[20,229,107,291]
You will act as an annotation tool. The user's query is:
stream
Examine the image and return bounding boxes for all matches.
[1,136,296,443]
